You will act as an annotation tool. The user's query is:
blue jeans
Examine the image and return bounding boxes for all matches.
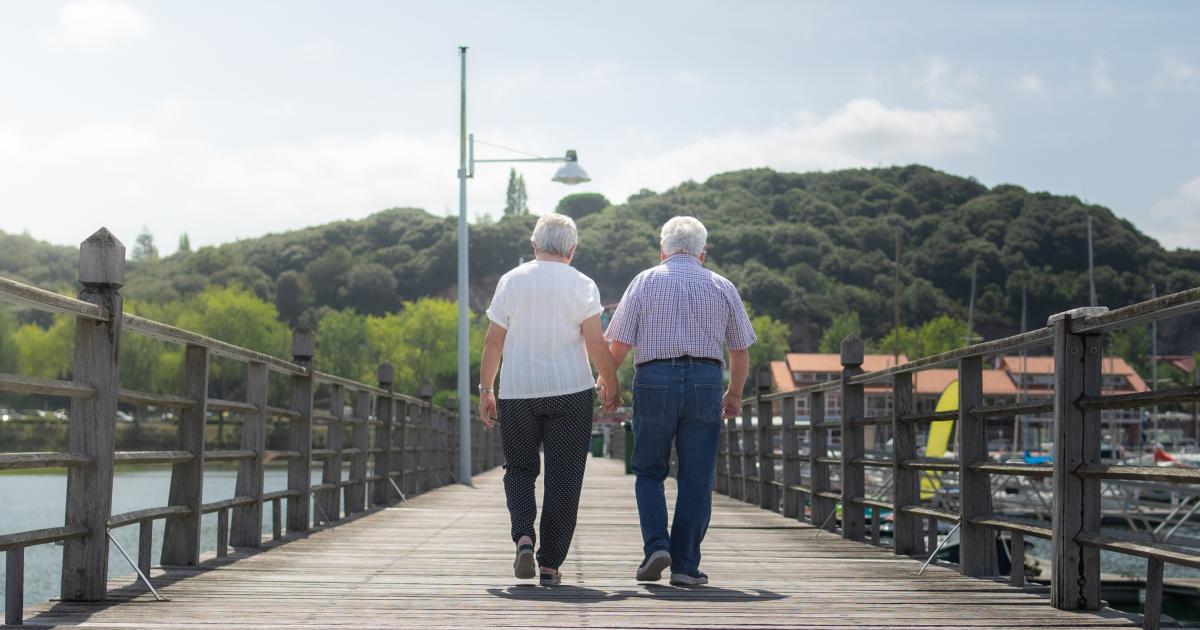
[631,358,724,577]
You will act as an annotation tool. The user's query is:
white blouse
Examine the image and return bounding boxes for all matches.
[485,260,603,399]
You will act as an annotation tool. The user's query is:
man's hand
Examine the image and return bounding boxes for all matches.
[722,390,741,419]
[479,391,498,429]
[601,377,623,413]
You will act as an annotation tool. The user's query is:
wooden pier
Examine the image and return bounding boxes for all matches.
[17,458,1144,629]
[3,228,1200,629]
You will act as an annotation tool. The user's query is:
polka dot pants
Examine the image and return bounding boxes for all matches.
[498,388,594,570]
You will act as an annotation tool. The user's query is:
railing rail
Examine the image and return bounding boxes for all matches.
[715,288,1200,630]
[0,228,503,626]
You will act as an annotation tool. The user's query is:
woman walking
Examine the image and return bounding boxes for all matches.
[478,213,621,585]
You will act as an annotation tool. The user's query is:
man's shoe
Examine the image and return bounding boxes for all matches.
[636,549,672,582]
[514,544,536,579]
[669,571,709,586]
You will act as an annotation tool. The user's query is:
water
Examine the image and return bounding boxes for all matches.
[1,467,326,616]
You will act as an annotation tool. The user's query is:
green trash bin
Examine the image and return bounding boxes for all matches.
[590,432,604,457]
[623,421,634,474]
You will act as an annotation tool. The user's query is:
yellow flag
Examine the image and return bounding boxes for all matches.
[920,379,957,499]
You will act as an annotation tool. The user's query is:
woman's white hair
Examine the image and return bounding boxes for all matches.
[530,213,579,257]
[660,216,708,257]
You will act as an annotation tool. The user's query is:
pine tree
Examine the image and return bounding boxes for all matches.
[178,233,191,253]
[133,227,158,262]
[504,168,529,215]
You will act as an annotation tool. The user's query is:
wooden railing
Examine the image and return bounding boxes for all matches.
[713,287,1200,630]
[0,228,503,625]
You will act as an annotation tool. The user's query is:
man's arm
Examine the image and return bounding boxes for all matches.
[582,314,621,411]
[723,348,749,418]
[478,322,506,427]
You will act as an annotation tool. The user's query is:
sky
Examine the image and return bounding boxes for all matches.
[1,1,1198,254]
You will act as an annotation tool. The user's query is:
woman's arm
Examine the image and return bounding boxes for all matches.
[581,314,621,412]
[478,322,507,427]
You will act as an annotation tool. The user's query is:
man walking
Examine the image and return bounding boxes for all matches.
[603,216,756,586]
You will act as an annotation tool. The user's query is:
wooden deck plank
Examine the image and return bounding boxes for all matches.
[20,458,1142,628]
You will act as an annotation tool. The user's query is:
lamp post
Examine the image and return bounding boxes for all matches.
[456,46,590,485]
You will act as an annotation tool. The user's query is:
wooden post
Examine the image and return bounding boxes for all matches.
[321,384,345,522]
[1050,308,1103,610]
[347,390,370,513]
[715,411,729,495]
[957,355,997,576]
[726,415,740,499]
[927,516,938,557]
[422,402,433,492]
[781,395,800,518]
[756,365,776,511]
[216,508,229,557]
[1010,533,1026,587]
[271,498,282,540]
[61,228,124,601]
[7,547,24,625]
[1144,557,1163,630]
[740,402,756,504]
[287,327,315,533]
[373,363,394,505]
[231,361,268,547]
[892,372,921,555]
[137,520,152,576]
[396,400,409,496]
[809,391,832,529]
[162,344,208,566]
[840,336,866,541]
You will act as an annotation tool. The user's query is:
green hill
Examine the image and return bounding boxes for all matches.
[3,165,1198,352]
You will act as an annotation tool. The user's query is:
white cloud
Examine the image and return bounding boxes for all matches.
[0,98,997,253]
[1016,73,1046,95]
[669,71,704,87]
[610,98,996,200]
[1148,177,1200,250]
[1157,52,1198,86]
[43,0,149,51]
[913,56,980,102]
[1092,59,1114,94]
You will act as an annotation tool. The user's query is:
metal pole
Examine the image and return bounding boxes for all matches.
[1151,283,1158,448]
[456,46,473,486]
[1087,215,1097,308]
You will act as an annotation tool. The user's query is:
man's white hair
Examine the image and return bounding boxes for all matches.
[660,216,708,257]
[531,213,579,257]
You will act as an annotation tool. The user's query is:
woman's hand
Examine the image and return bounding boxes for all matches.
[479,391,498,429]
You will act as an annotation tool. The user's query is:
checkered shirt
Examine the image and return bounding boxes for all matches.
[604,254,756,366]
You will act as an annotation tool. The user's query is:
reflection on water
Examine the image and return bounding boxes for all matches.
[1,467,326,615]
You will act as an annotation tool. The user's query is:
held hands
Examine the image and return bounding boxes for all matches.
[722,390,741,419]
[479,391,498,429]
[596,375,623,413]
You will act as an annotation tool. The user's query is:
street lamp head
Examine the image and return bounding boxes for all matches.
[552,150,590,185]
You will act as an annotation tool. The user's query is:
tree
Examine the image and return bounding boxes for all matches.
[747,309,790,388]
[304,246,353,306]
[316,309,372,382]
[819,313,861,353]
[504,168,529,216]
[133,227,158,262]
[0,305,16,373]
[13,316,74,379]
[178,233,192,253]
[342,263,399,315]
[275,270,311,325]
[556,193,610,220]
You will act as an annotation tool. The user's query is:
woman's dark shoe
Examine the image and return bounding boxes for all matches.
[514,544,536,579]
[539,569,561,586]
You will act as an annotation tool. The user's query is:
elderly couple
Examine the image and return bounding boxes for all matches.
[478,214,756,587]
